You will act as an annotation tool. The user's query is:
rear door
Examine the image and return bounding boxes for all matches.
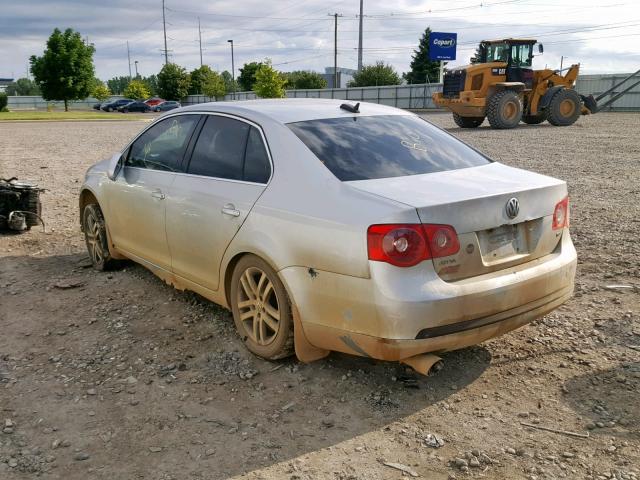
[105,114,200,270]
[166,114,272,291]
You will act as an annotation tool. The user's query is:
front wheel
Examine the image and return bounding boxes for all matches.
[547,88,581,126]
[230,255,294,360]
[453,113,485,128]
[83,204,117,271]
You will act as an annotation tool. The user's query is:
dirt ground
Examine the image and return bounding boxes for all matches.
[1,112,639,480]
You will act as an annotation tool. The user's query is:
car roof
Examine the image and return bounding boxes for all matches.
[179,98,408,124]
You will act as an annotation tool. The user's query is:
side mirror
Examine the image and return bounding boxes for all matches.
[107,152,123,180]
[538,44,544,54]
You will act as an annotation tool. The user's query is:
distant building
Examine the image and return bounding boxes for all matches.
[0,78,14,93]
[322,67,357,88]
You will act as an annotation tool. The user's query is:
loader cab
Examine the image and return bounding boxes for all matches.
[479,39,537,89]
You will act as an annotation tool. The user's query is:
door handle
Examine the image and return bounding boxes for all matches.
[221,204,241,217]
[151,189,165,200]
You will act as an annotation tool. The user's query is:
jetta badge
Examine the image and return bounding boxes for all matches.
[505,198,520,219]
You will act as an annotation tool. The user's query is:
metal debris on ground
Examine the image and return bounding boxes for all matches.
[0,177,44,232]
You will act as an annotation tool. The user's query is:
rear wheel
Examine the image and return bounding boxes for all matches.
[547,88,581,126]
[452,113,485,128]
[522,111,547,125]
[83,204,117,271]
[230,255,294,360]
[486,90,523,129]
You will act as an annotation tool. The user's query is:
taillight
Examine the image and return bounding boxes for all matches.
[552,196,570,230]
[367,224,459,267]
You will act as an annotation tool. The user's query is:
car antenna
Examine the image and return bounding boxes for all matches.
[340,102,360,113]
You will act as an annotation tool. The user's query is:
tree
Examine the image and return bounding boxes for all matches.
[106,76,130,95]
[30,28,96,111]
[0,92,7,111]
[404,27,442,84]
[348,61,401,87]
[189,65,214,95]
[6,78,41,96]
[470,43,484,64]
[157,63,191,100]
[284,70,327,90]
[221,70,237,94]
[202,71,226,99]
[142,75,158,96]
[92,83,111,102]
[253,61,286,98]
[238,62,264,91]
[124,79,150,100]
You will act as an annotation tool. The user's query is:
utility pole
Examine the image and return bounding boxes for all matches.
[357,0,364,72]
[134,60,139,78]
[127,41,132,78]
[560,55,565,71]
[198,17,203,67]
[162,0,169,65]
[228,39,235,100]
[329,13,342,88]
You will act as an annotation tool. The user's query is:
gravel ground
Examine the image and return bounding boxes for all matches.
[0,113,639,480]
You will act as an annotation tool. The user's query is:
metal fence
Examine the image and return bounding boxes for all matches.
[574,74,640,111]
[183,83,443,109]
[8,73,640,111]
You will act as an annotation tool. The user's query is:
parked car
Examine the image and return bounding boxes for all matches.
[79,99,576,372]
[153,101,181,112]
[101,99,134,112]
[92,101,104,110]
[118,101,151,113]
[144,97,165,107]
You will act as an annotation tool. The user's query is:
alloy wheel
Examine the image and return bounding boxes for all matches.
[236,267,281,346]
[84,208,106,266]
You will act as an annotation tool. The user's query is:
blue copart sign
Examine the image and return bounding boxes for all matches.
[429,32,457,61]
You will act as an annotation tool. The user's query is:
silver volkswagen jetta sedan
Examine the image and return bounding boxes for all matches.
[79,99,576,371]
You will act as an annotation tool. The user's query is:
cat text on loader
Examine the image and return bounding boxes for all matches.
[433,38,592,129]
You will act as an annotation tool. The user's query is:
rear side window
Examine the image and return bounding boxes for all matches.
[126,114,199,172]
[187,116,271,183]
[287,115,490,181]
[244,127,271,183]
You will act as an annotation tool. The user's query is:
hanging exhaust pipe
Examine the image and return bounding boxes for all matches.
[401,353,443,376]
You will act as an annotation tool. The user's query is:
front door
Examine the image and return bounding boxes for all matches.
[105,114,200,270]
[167,115,272,291]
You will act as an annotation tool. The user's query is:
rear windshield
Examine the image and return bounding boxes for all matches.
[287,115,490,181]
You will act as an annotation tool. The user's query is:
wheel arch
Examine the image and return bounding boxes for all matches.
[223,250,282,308]
[79,188,99,231]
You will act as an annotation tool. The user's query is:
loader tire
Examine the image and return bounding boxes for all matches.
[453,113,484,128]
[486,90,522,129]
[547,88,581,126]
[522,111,547,124]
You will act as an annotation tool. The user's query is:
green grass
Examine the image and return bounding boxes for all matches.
[0,110,154,121]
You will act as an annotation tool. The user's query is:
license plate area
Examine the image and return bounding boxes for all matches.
[477,223,529,265]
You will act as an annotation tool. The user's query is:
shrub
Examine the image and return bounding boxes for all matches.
[0,92,7,111]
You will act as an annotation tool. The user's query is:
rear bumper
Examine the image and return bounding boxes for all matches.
[280,230,577,361]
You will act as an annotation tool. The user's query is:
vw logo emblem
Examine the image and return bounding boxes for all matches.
[505,198,520,219]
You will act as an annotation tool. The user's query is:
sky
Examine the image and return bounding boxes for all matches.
[1,0,639,82]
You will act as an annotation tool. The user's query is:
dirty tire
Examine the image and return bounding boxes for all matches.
[547,88,581,126]
[231,255,294,360]
[453,113,485,128]
[522,111,547,125]
[82,203,117,271]
[486,90,523,129]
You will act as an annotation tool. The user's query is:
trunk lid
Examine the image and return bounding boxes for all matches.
[349,162,567,281]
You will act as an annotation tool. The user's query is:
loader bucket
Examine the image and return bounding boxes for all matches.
[581,94,598,114]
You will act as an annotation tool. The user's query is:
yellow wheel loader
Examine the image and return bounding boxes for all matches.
[432,38,640,129]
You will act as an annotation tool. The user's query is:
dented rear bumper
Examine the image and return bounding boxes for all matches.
[280,230,577,361]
